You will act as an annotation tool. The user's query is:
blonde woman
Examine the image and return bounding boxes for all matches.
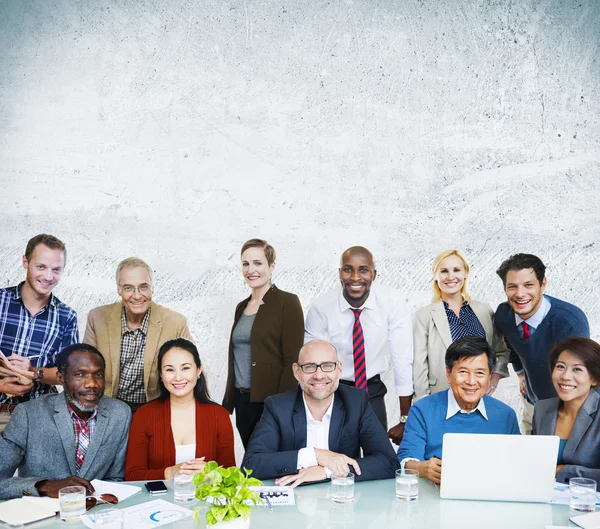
[413,249,509,399]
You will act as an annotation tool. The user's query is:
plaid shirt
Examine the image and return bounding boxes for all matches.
[116,307,150,404]
[0,284,79,404]
[67,401,98,474]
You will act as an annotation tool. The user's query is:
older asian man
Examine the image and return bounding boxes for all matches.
[397,336,520,484]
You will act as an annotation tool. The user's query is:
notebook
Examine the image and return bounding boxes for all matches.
[439,433,559,502]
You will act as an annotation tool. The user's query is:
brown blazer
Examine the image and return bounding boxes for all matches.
[222,285,304,413]
[83,301,192,401]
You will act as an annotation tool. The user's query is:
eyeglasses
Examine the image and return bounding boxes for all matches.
[119,284,151,295]
[85,494,118,511]
[296,362,338,374]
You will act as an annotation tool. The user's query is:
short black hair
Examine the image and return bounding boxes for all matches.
[56,343,105,375]
[548,337,600,385]
[157,338,214,404]
[496,253,546,287]
[445,336,496,373]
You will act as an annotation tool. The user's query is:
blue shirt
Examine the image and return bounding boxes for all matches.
[0,283,79,403]
[443,301,486,342]
[397,390,520,462]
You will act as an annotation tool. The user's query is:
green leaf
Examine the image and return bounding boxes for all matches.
[245,477,262,487]
[236,503,251,519]
[211,505,229,523]
[205,461,219,473]
[206,510,218,526]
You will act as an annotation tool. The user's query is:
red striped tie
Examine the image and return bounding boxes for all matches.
[522,321,531,341]
[351,309,368,391]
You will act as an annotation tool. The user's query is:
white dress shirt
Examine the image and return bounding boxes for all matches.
[515,295,552,337]
[297,394,334,475]
[305,284,414,395]
[445,389,488,420]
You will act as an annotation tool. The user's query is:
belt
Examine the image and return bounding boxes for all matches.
[0,403,18,414]
[340,374,381,386]
[236,388,251,395]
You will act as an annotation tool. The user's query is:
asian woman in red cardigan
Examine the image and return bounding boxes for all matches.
[125,338,235,480]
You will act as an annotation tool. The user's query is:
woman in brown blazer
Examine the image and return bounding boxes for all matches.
[222,238,304,448]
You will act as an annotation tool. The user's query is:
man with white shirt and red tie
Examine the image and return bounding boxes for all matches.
[494,253,590,434]
[304,246,413,445]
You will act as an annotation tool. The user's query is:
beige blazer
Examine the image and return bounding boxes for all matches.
[83,301,192,401]
[412,300,509,399]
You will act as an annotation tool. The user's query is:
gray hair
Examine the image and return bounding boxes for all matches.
[115,257,154,287]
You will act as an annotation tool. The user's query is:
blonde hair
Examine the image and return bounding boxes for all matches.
[431,249,472,303]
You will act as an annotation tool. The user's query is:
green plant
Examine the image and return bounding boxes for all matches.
[192,462,263,526]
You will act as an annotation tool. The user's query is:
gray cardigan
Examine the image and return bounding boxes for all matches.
[533,390,600,483]
[0,393,131,499]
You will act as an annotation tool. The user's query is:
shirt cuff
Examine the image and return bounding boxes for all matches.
[297,447,318,470]
[399,457,420,471]
[492,361,509,377]
[515,369,524,375]
[395,384,414,396]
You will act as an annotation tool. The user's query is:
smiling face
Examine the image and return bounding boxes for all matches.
[552,350,597,405]
[435,254,468,299]
[241,247,275,290]
[446,353,490,411]
[160,347,202,400]
[58,350,105,417]
[293,341,342,404]
[118,265,153,318]
[22,244,65,298]
[504,268,546,320]
[339,250,376,308]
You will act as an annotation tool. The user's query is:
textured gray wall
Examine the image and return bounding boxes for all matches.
[1,0,599,454]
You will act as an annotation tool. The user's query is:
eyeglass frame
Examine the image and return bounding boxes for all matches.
[295,361,339,374]
[85,493,119,511]
[118,283,152,295]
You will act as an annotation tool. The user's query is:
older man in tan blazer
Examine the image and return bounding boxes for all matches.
[83,257,192,410]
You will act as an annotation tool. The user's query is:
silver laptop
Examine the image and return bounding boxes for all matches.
[439,433,559,503]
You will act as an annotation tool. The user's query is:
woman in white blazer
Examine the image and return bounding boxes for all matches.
[413,249,509,399]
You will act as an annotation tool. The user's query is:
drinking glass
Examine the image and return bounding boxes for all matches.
[395,469,419,501]
[174,470,196,502]
[570,477,596,512]
[59,485,86,521]
[331,473,354,503]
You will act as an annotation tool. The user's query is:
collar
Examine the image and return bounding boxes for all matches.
[302,392,335,423]
[514,295,551,329]
[121,306,151,335]
[337,285,376,313]
[442,300,468,309]
[14,282,57,308]
[446,389,488,420]
[66,401,99,423]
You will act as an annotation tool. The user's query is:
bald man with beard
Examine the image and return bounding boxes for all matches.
[305,246,414,445]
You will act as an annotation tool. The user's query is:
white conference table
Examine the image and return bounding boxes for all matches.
[2,478,579,529]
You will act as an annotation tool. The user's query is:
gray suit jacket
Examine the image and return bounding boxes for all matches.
[533,391,600,483]
[413,300,509,399]
[0,393,131,499]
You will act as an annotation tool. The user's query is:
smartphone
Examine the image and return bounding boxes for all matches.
[145,481,168,495]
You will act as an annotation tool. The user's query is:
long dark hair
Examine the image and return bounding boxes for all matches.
[157,338,214,404]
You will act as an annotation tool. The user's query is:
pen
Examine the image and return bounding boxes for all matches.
[262,494,273,510]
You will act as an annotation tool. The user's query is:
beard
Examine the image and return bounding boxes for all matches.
[64,389,103,413]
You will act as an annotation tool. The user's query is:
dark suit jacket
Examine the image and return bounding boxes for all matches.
[0,393,131,499]
[222,285,304,412]
[533,391,600,483]
[241,384,400,481]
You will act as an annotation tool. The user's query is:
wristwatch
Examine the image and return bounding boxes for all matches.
[399,415,408,424]
[33,368,44,382]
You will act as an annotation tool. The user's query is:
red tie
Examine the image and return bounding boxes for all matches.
[351,309,368,391]
[522,321,531,341]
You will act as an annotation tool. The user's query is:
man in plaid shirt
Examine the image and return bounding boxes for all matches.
[0,234,79,432]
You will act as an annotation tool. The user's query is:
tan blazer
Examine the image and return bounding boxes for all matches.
[83,301,192,401]
[412,300,509,399]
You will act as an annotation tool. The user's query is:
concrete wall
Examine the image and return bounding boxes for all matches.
[1,0,599,454]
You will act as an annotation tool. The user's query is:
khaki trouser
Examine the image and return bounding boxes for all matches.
[520,397,534,435]
[0,410,11,434]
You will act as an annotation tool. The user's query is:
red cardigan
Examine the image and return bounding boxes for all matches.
[125,398,236,480]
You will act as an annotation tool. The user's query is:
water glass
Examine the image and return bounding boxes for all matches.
[331,473,354,503]
[94,508,124,528]
[570,477,596,512]
[59,485,86,521]
[395,469,419,501]
[174,470,196,502]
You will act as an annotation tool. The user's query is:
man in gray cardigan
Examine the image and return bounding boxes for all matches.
[0,344,131,499]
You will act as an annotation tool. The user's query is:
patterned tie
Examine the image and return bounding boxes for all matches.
[351,309,368,391]
[76,422,90,474]
[521,321,531,341]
